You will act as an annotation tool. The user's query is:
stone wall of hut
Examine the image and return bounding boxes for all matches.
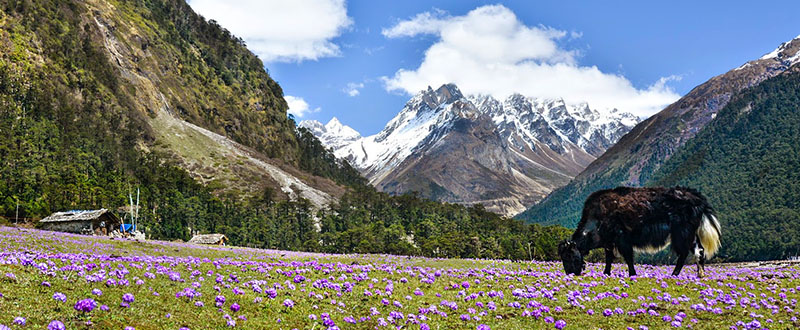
[41,221,93,234]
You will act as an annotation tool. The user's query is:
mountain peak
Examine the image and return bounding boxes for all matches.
[415,83,464,106]
[759,35,800,64]
[323,117,359,139]
[435,83,463,103]
[327,116,343,128]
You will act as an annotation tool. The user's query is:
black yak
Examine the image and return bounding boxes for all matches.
[558,187,721,277]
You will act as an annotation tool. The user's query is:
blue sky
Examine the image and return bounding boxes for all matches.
[189,1,800,136]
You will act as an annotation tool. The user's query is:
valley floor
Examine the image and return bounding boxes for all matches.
[0,225,797,329]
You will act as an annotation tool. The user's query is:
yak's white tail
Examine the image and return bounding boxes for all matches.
[697,213,721,258]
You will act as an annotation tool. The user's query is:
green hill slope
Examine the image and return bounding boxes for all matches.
[0,0,359,232]
[517,37,800,229]
[650,69,800,261]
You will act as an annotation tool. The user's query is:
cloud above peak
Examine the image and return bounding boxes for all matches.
[382,5,679,117]
[189,0,352,62]
[285,96,320,118]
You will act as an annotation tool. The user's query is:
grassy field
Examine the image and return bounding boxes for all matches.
[0,226,798,329]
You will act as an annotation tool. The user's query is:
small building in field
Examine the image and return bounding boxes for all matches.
[40,209,122,236]
[189,233,228,246]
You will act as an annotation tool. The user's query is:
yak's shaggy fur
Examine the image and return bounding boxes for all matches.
[559,186,721,277]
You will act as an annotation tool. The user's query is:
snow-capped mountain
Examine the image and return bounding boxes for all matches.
[300,117,362,150]
[299,84,639,216]
[471,94,639,158]
[752,34,800,67]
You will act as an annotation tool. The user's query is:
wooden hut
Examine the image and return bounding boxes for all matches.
[188,233,228,246]
[40,209,122,235]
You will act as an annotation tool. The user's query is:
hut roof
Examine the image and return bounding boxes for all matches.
[188,234,227,244]
[40,209,119,223]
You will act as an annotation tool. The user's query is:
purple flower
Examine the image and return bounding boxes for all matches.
[74,298,97,313]
[230,303,240,312]
[122,293,135,303]
[555,320,567,329]
[47,320,65,330]
[293,275,306,283]
[92,288,103,296]
[53,292,66,302]
[100,304,109,311]
[125,327,135,330]
[0,324,10,330]
[283,299,295,308]
[603,309,613,317]
[266,288,277,299]
[477,325,491,330]
[13,317,25,326]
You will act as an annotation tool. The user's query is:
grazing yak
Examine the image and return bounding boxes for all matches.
[558,187,721,277]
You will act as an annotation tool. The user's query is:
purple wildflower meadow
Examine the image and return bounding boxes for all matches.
[0,226,799,329]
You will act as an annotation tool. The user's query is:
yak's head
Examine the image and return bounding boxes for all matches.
[558,240,585,276]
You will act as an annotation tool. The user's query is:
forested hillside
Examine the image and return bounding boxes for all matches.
[650,69,800,261]
[517,37,800,229]
[0,0,570,260]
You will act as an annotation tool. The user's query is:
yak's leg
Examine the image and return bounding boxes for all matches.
[671,228,694,276]
[672,252,689,276]
[604,248,615,275]
[695,238,706,278]
[616,240,636,276]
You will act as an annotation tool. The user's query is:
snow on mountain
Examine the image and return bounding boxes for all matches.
[298,117,361,150]
[760,34,800,61]
[472,94,639,157]
[738,34,800,71]
[302,84,639,216]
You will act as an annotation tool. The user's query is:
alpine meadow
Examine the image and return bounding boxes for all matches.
[2,0,800,329]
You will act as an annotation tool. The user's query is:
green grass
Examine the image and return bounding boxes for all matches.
[1,225,798,329]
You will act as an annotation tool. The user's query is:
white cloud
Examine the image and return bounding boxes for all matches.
[284,95,320,118]
[343,82,365,97]
[381,9,449,38]
[189,0,352,62]
[382,5,680,117]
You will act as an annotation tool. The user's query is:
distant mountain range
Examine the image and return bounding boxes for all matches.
[301,84,638,216]
[517,35,800,235]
